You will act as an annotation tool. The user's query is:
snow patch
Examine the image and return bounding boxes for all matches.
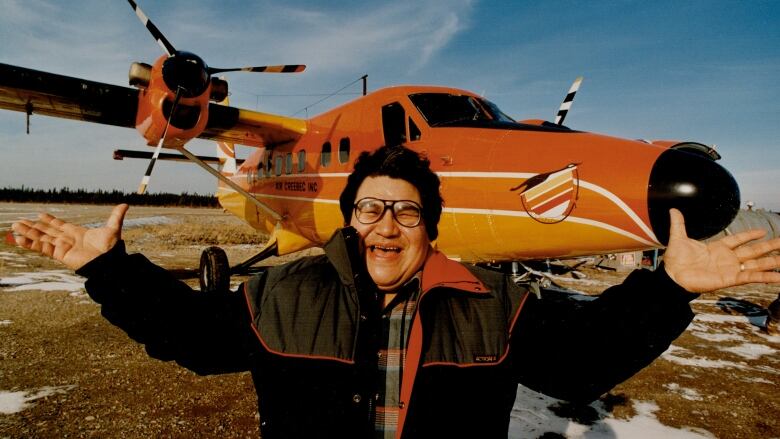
[84,215,174,229]
[687,310,780,357]
[0,320,12,325]
[1,270,85,293]
[744,376,774,384]
[755,331,780,344]
[722,343,776,360]
[661,345,750,370]
[603,401,715,438]
[509,385,715,438]
[695,312,766,328]
[663,383,704,401]
[0,385,76,414]
[689,331,744,343]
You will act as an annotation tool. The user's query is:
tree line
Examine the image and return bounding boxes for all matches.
[0,187,219,207]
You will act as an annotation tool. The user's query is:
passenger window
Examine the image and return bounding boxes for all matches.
[298,150,306,172]
[409,117,421,141]
[339,138,350,164]
[275,155,283,176]
[264,153,272,177]
[321,142,332,167]
[382,102,406,147]
[286,153,293,174]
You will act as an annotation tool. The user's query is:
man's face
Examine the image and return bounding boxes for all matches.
[349,176,431,291]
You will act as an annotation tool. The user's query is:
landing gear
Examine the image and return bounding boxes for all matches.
[197,241,280,292]
[199,246,230,293]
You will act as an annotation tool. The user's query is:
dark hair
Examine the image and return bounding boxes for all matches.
[339,145,443,240]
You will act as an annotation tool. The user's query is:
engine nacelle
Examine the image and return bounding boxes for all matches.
[129,62,152,89]
[133,55,210,148]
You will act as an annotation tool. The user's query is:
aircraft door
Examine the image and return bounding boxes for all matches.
[382,102,407,146]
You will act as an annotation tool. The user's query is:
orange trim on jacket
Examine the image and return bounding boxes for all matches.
[396,250,522,439]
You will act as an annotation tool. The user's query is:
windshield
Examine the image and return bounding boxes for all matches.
[408,93,515,127]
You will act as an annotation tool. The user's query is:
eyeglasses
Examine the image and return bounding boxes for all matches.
[353,197,423,228]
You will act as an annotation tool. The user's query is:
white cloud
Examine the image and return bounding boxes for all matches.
[415,12,463,70]
[216,1,474,74]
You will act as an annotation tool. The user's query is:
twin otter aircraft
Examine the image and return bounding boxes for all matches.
[0,1,739,290]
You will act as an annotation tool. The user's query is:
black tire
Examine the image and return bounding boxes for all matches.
[199,246,230,293]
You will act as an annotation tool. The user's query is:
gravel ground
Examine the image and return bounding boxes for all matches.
[1,203,778,438]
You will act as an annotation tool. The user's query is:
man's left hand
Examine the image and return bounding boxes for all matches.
[664,208,780,293]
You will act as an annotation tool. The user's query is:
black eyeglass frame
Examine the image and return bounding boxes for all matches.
[352,197,423,228]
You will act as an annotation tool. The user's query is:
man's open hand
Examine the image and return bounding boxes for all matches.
[11,204,129,270]
[664,208,780,292]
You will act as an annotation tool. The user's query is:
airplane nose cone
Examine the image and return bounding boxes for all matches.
[648,148,740,245]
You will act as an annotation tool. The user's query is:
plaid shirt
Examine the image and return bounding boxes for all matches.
[374,276,421,439]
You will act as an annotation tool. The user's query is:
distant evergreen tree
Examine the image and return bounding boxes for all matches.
[0,187,218,207]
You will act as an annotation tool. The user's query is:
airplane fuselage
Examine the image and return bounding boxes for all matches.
[217,85,737,262]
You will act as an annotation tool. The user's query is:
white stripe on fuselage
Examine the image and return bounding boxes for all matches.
[225,171,659,245]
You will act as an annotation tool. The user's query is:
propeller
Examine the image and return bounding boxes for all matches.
[127,0,305,95]
[126,0,305,193]
[555,76,583,126]
[128,0,176,56]
[208,65,306,74]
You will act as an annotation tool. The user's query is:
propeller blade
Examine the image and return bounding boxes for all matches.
[127,0,177,56]
[555,76,583,126]
[137,87,184,194]
[207,65,306,74]
[137,140,162,195]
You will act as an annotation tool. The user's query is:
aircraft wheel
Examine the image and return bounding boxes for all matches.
[199,246,230,293]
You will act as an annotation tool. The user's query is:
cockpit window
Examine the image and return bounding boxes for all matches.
[479,98,515,123]
[408,93,515,127]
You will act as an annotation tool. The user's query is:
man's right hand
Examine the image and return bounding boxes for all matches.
[11,204,129,270]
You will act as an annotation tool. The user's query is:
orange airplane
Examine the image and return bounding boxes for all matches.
[0,0,739,291]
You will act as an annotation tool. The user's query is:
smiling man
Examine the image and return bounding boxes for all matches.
[12,145,780,439]
[350,178,429,292]
[339,145,442,297]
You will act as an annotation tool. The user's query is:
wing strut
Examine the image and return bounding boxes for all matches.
[177,146,283,221]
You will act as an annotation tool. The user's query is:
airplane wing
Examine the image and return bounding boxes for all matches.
[0,63,138,128]
[0,63,306,147]
[204,102,307,147]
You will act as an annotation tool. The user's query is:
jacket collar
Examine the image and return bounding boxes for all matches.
[421,250,488,294]
[323,227,364,287]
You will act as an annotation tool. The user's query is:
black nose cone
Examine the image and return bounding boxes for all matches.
[648,148,740,245]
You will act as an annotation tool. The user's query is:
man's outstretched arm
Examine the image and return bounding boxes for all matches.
[512,209,780,402]
[12,204,255,375]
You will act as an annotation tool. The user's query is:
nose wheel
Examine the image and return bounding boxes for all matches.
[199,246,230,293]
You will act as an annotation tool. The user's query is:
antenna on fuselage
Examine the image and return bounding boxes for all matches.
[290,74,369,116]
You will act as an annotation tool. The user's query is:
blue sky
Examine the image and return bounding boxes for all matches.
[1,0,778,210]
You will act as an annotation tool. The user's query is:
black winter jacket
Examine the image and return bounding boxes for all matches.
[77,227,696,439]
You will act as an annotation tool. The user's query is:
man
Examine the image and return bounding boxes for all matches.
[12,145,780,439]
